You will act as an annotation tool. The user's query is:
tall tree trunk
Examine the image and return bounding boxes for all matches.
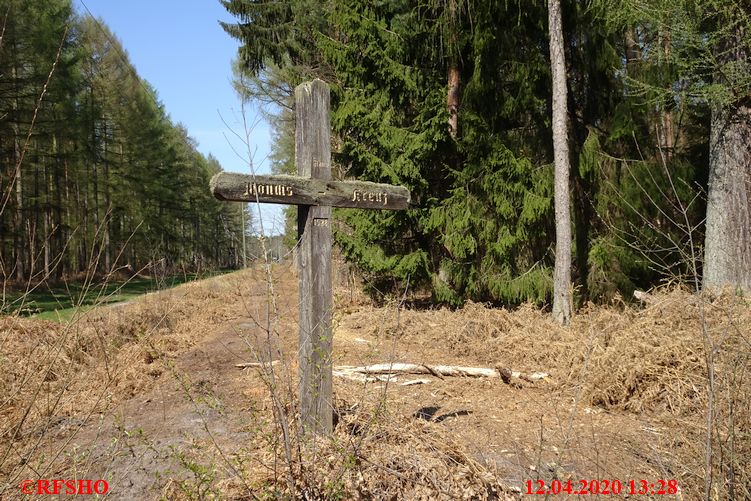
[30,154,40,280]
[11,50,25,282]
[103,121,111,271]
[625,27,641,66]
[44,134,58,279]
[657,30,674,164]
[703,26,751,293]
[13,122,24,282]
[241,203,247,268]
[704,102,751,292]
[549,0,572,325]
[79,181,87,273]
[90,87,100,272]
[54,150,64,280]
[40,154,49,281]
[64,159,72,276]
[448,66,460,139]
[43,208,50,278]
[447,0,460,139]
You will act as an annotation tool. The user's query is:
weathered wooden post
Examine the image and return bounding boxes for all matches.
[210,79,410,435]
[295,80,333,434]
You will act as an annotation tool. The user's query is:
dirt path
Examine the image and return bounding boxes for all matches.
[62,268,301,499]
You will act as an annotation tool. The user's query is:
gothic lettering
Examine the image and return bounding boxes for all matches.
[351,189,389,206]
[243,183,294,197]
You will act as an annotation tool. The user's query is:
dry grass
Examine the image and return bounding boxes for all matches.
[0,272,249,493]
[0,270,749,499]
[209,410,514,500]
[338,287,750,499]
[357,289,749,417]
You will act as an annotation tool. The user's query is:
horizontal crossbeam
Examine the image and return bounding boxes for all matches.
[210,172,410,210]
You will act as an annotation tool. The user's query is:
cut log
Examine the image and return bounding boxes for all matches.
[333,363,549,381]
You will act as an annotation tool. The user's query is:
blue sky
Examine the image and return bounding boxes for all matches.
[75,0,285,234]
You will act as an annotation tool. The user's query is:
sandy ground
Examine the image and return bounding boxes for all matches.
[1,264,748,499]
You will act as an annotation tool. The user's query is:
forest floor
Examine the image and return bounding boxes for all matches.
[0,264,749,500]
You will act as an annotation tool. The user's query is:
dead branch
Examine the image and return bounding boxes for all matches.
[332,370,398,383]
[333,363,549,382]
[235,360,280,369]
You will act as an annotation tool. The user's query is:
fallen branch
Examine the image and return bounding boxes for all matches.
[400,379,431,386]
[332,370,397,383]
[235,360,280,369]
[334,363,549,382]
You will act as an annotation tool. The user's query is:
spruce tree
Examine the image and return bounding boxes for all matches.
[223,0,709,305]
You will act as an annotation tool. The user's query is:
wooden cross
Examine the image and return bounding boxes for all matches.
[210,79,410,435]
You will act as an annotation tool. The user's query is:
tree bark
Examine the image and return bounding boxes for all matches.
[13,124,24,282]
[447,0,460,139]
[103,121,111,272]
[703,26,751,293]
[11,44,25,282]
[704,102,751,292]
[549,0,572,325]
[448,65,460,139]
[657,30,674,164]
[625,27,641,66]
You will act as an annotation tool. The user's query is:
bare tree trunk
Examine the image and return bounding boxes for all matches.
[447,0,460,139]
[703,27,751,293]
[625,27,641,65]
[42,158,49,279]
[657,30,674,164]
[90,87,100,273]
[704,103,751,292]
[448,65,460,139]
[549,0,572,325]
[63,160,72,276]
[54,150,63,280]
[241,203,247,268]
[103,122,111,271]
[13,125,24,282]
[12,55,25,282]
[43,209,50,278]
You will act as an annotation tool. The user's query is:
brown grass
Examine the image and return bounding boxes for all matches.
[0,272,249,490]
[1,270,749,499]
[337,288,750,499]
[342,289,748,414]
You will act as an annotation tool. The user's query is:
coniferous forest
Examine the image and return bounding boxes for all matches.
[3,0,750,309]
[0,0,245,285]
[224,0,751,307]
